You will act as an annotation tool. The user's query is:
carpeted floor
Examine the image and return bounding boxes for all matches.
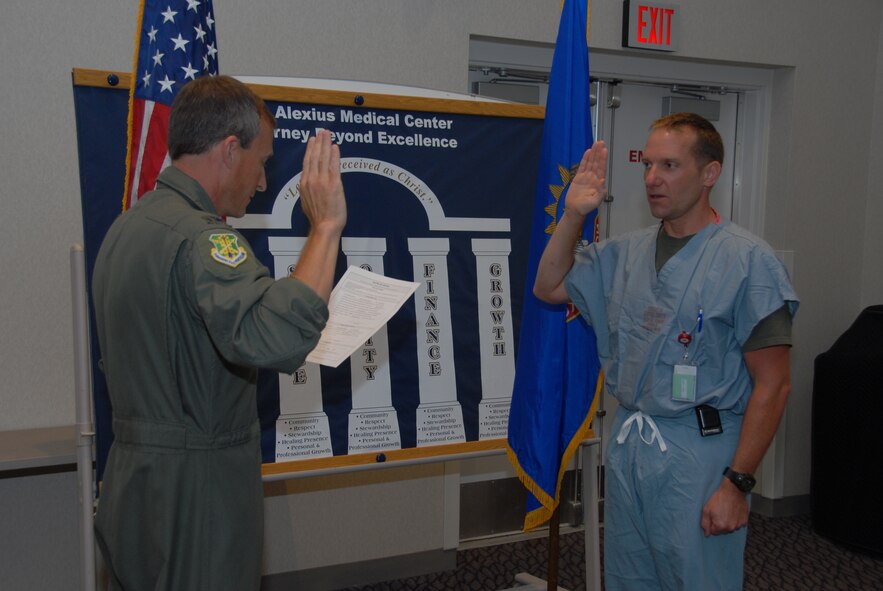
[339,513,883,590]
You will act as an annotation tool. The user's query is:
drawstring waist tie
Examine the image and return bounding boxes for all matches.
[616,410,668,452]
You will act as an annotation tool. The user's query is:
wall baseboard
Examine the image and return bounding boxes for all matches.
[261,549,456,591]
[751,494,811,518]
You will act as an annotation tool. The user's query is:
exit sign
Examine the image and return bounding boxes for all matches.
[622,0,679,52]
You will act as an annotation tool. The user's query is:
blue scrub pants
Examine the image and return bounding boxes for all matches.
[604,406,748,591]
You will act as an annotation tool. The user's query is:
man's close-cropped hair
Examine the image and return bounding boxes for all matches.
[650,111,724,167]
[167,75,275,160]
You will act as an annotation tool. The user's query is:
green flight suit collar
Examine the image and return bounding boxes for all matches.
[155,165,220,217]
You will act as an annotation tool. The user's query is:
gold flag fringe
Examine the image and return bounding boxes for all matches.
[507,368,603,531]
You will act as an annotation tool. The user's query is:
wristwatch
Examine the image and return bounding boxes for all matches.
[723,467,756,493]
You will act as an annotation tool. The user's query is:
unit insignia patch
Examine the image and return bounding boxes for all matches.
[209,233,248,268]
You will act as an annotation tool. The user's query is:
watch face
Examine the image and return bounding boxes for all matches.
[736,474,755,492]
[725,468,756,492]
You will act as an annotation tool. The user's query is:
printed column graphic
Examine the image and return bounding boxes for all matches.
[472,239,516,439]
[341,237,402,454]
[408,238,465,446]
[268,236,332,461]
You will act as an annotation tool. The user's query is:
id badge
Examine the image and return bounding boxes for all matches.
[672,364,697,402]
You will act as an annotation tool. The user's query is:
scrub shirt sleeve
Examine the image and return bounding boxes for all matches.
[564,243,611,356]
[189,228,329,373]
[733,247,799,347]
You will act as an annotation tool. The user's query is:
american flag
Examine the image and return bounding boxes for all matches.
[123,0,218,210]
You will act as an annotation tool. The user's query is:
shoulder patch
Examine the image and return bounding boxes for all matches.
[208,232,248,268]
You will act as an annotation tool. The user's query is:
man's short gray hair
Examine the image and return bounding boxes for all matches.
[167,75,275,160]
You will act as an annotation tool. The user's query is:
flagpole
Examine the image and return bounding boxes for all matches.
[547,506,560,591]
[71,244,97,591]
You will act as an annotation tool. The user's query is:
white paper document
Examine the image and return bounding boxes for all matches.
[306,266,419,368]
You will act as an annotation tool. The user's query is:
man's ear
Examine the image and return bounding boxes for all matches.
[702,160,722,187]
[218,135,240,169]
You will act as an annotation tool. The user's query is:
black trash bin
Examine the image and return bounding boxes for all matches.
[811,305,883,556]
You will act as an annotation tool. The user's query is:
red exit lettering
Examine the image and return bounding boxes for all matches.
[637,5,675,46]
[629,150,644,163]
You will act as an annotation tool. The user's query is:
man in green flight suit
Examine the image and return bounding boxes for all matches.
[92,75,347,590]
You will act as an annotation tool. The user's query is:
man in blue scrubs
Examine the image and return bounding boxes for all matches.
[534,113,797,590]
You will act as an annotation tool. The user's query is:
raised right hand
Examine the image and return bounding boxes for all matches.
[564,140,608,217]
[299,129,347,233]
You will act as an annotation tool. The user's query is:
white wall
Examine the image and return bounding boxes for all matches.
[862,6,883,309]
[1,470,81,590]
[1,1,137,430]
[2,0,883,584]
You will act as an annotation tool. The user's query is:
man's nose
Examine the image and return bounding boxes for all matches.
[644,166,660,186]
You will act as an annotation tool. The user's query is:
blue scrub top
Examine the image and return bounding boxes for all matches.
[565,220,798,417]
